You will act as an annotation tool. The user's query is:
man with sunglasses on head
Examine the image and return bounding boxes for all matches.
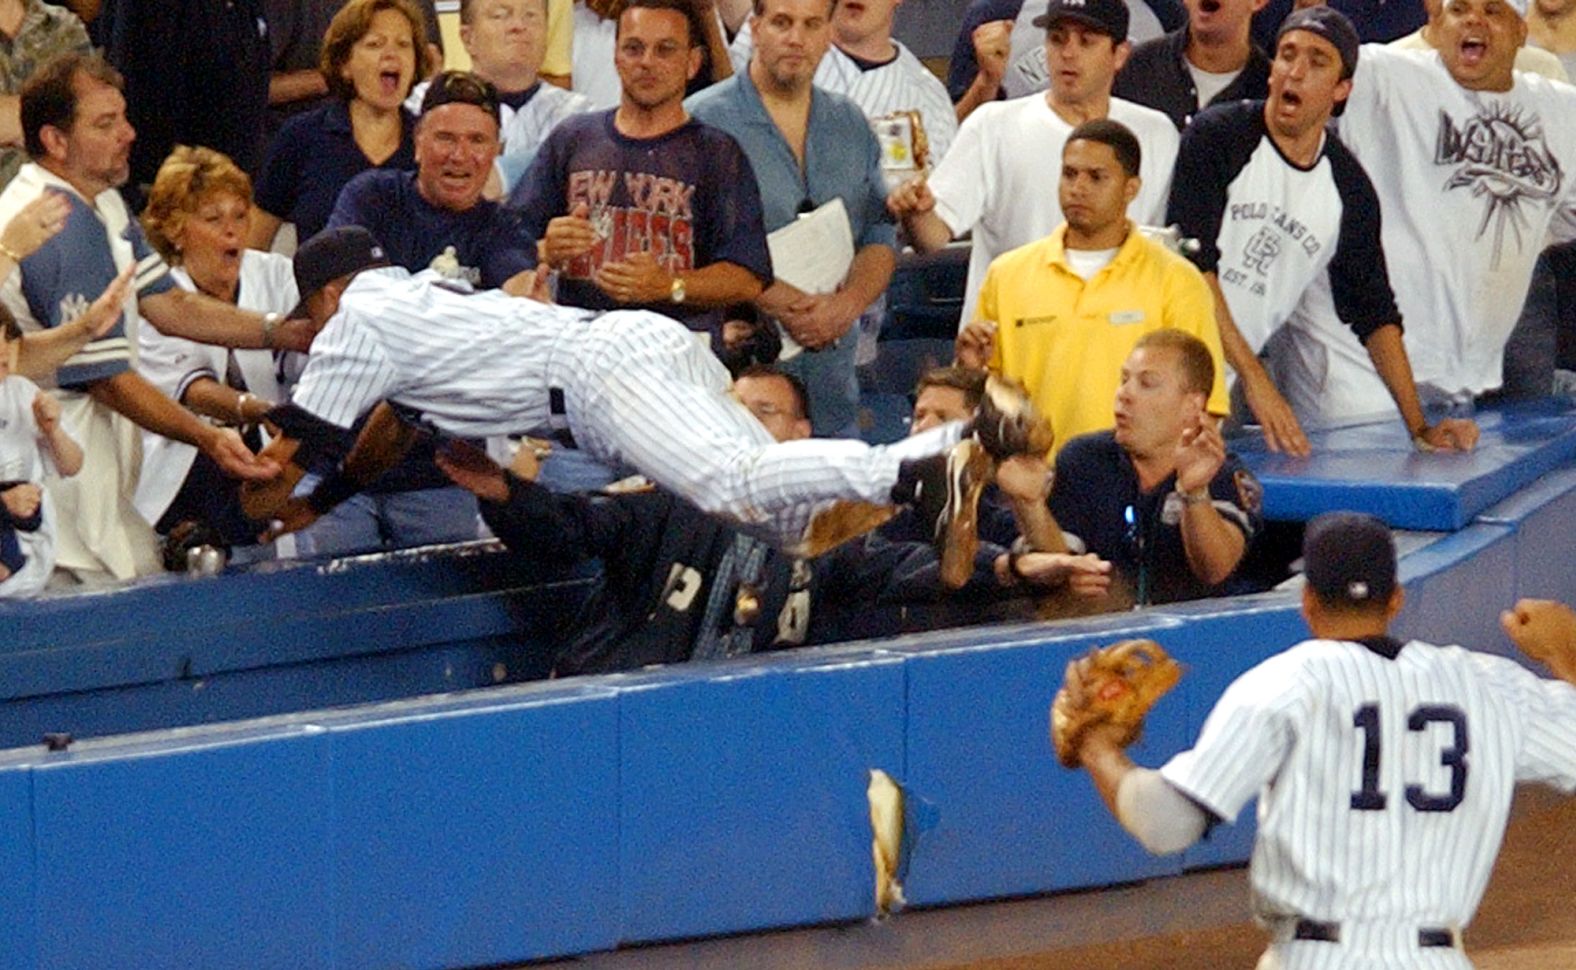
[511,0,772,342]
[330,70,539,295]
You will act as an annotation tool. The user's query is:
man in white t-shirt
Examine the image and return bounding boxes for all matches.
[1390,0,1569,80]
[1333,0,1576,411]
[886,0,1179,331]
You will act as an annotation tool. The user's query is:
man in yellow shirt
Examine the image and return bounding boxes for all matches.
[956,118,1226,453]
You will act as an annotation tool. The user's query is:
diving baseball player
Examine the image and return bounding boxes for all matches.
[1061,511,1576,969]
[249,227,1041,578]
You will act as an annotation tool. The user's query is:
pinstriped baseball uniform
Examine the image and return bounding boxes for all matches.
[290,267,958,546]
[1160,636,1576,969]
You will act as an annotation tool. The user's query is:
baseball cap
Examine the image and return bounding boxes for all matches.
[420,69,501,125]
[1033,0,1129,40]
[1302,511,1397,606]
[1277,6,1360,80]
[293,225,390,305]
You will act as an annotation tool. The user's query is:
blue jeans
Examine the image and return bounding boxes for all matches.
[292,486,481,559]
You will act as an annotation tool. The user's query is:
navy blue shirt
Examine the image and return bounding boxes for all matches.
[329,170,534,290]
[1049,431,1262,605]
[510,111,773,335]
[255,99,418,243]
[1252,0,1424,50]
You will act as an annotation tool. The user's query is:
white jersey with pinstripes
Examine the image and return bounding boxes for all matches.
[290,267,958,547]
[1160,637,1576,969]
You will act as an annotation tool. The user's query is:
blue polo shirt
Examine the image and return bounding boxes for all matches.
[255,99,418,242]
[329,170,534,289]
[1049,431,1262,605]
[687,70,896,435]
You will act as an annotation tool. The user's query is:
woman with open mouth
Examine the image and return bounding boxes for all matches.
[250,0,436,252]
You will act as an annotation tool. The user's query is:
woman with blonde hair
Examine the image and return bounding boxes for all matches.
[138,146,301,557]
[251,0,436,250]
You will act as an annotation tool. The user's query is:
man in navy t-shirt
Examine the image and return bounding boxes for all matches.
[509,0,772,340]
[328,70,537,294]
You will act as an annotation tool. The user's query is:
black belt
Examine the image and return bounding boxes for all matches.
[547,386,577,450]
[1293,919,1455,948]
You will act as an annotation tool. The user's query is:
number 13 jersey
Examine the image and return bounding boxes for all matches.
[1160,636,1576,940]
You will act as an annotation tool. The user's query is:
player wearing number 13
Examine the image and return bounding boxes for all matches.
[1065,511,1576,969]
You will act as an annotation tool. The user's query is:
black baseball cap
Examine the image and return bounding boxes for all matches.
[1033,0,1129,40]
[1277,6,1360,80]
[420,69,501,124]
[1302,511,1397,606]
[293,225,390,307]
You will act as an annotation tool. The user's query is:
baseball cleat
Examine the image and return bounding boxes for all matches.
[909,437,991,589]
[970,375,1054,460]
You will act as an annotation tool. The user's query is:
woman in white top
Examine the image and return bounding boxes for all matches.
[135,147,301,552]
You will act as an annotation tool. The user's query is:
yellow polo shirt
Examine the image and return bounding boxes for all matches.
[979,223,1228,454]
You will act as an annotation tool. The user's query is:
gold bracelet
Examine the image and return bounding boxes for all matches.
[0,242,23,263]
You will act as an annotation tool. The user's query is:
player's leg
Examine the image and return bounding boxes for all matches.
[565,311,967,547]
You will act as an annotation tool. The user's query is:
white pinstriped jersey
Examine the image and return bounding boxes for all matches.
[1161,637,1576,967]
[727,25,959,176]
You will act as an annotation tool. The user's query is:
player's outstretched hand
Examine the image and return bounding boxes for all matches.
[1501,598,1576,685]
[1241,372,1310,457]
[435,440,510,504]
[1416,418,1479,452]
[268,314,317,354]
[204,427,280,481]
[954,320,996,370]
[0,190,70,262]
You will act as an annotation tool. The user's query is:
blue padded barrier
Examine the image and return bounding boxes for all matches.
[1393,523,1518,661]
[613,648,906,942]
[1235,400,1576,530]
[0,764,35,970]
[886,613,1188,906]
[1475,465,1576,670]
[1148,592,1307,871]
[326,682,621,967]
[26,727,336,970]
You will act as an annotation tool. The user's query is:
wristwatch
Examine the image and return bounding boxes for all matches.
[1176,487,1211,506]
[669,275,686,304]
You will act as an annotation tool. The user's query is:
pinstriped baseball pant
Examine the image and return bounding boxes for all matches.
[555,310,960,548]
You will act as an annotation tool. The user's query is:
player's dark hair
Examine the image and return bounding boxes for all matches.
[1065,118,1142,178]
[459,0,548,23]
[618,0,706,46]
[0,303,20,343]
[914,366,987,410]
[738,363,812,424]
[20,52,123,160]
[1135,329,1214,396]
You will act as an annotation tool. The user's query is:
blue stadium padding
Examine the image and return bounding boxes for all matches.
[0,637,549,753]
[1235,400,1576,529]
[1149,592,1308,870]
[0,763,35,970]
[29,727,335,970]
[615,648,906,942]
[1475,464,1576,670]
[1393,523,1517,660]
[858,391,915,445]
[327,682,621,967]
[890,613,1188,906]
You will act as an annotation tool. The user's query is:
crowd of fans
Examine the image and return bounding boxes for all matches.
[0,0,1573,678]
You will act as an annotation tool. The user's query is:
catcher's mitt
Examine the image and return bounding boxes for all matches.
[1051,639,1182,768]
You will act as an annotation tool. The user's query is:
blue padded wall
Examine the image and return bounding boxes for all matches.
[1477,465,1576,670]
[29,729,335,970]
[615,649,906,942]
[889,614,1187,905]
[328,683,621,967]
[0,763,35,970]
[1394,523,1517,658]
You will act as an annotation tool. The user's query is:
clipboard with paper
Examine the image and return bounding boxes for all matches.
[765,197,855,360]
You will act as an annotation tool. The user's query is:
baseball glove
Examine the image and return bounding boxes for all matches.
[1051,639,1182,768]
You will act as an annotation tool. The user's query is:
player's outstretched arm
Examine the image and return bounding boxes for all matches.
[1502,598,1576,685]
